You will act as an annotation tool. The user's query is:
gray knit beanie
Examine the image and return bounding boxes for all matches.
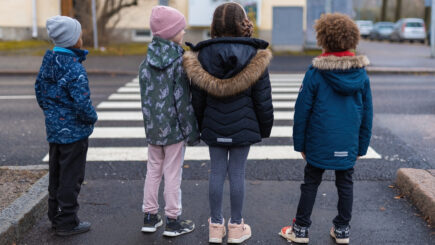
[46,16,82,48]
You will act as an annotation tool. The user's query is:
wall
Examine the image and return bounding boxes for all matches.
[0,0,60,40]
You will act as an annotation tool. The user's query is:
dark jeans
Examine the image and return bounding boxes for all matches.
[295,163,354,228]
[48,138,88,230]
[208,146,250,224]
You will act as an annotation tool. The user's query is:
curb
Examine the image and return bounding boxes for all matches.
[0,68,435,76]
[366,67,435,75]
[395,168,435,226]
[0,173,48,245]
[0,69,138,76]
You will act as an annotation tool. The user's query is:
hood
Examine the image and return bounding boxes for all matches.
[186,37,269,79]
[183,48,272,97]
[40,49,88,84]
[312,55,370,95]
[147,36,184,70]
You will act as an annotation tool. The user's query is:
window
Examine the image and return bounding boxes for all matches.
[132,29,152,42]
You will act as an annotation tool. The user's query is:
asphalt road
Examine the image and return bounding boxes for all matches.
[1,73,434,244]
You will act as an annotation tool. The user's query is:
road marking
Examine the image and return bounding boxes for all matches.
[0,95,35,100]
[97,101,295,109]
[42,145,381,162]
[97,111,294,121]
[90,126,293,139]
[272,87,300,92]
[108,93,299,101]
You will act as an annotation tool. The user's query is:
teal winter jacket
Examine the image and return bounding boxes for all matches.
[293,55,373,170]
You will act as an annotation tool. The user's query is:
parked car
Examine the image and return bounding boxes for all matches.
[356,20,374,38]
[369,22,395,40]
[390,18,426,43]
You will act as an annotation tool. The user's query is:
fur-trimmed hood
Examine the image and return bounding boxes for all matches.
[312,55,370,70]
[183,49,272,97]
[312,55,370,96]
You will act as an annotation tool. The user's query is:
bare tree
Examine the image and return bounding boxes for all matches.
[73,0,139,46]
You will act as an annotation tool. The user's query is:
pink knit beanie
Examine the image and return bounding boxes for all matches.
[150,6,186,40]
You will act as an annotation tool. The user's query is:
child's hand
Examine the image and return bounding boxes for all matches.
[357,156,360,160]
[301,152,306,160]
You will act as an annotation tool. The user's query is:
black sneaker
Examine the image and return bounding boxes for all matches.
[279,218,309,243]
[55,221,91,236]
[162,217,195,237]
[141,213,163,233]
[330,225,350,244]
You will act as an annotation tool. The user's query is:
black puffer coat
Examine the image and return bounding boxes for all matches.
[183,37,274,146]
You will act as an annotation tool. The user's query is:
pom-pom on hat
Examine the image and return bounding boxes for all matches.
[150,6,186,40]
[46,15,82,48]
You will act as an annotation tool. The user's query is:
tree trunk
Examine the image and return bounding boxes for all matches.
[395,0,402,21]
[381,0,388,21]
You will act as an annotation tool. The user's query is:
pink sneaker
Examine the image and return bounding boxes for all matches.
[227,219,251,244]
[209,218,226,243]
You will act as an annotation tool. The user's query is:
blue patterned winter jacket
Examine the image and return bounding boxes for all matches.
[35,48,98,144]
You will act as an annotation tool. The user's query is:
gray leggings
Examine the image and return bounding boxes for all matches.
[209,146,250,224]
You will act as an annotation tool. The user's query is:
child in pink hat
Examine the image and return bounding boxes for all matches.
[139,5,199,237]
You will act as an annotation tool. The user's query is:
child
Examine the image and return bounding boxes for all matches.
[139,5,199,237]
[183,3,274,243]
[279,13,373,244]
[35,15,97,236]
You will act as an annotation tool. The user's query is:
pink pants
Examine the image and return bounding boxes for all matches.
[142,141,185,219]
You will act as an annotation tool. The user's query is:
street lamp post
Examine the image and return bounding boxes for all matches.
[431,0,435,58]
[92,0,99,50]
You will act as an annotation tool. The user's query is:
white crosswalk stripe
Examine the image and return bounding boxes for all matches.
[108,93,299,101]
[90,126,293,139]
[41,74,382,162]
[97,101,296,109]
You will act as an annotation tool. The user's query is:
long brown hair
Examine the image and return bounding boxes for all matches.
[210,2,254,38]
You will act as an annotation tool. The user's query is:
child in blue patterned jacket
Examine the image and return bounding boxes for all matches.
[35,15,97,237]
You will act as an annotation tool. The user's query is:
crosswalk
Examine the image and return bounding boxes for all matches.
[42,74,382,162]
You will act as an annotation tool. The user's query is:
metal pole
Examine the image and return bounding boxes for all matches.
[325,0,332,14]
[32,0,38,38]
[92,0,99,49]
[431,0,435,58]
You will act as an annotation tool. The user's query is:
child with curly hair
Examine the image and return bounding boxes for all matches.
[279,13,373,244]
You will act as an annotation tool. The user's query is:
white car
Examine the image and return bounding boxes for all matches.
[356,20,374,38]
[390,18,426,43]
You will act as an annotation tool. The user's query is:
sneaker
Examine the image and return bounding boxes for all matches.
[209,218,226,243]
[141,212,163,233]
[55,221,91,236]
[330,225,350,244]
[227,219,251,244]
[279,218,309,244]
[162,217,195,237]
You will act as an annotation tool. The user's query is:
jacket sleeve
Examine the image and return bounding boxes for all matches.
[252,69,274,138]
[191,83,206,129]
[67,70,98,124]
[358,78,373,156]
[34,74,45,110]
[293,70,316,152]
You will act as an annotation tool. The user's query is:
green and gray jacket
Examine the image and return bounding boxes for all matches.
[139,37,199,146]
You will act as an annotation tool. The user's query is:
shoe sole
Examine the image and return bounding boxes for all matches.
[209,238,223,243]
[141,220,163,233]
[227,234,251,244]
[279,231,309,244]
[162,224,195,237]
[330,229,349,244]
[56,228,90,237]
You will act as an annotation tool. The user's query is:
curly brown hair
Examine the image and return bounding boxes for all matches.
[314,13,360,52]
[211,2,253,38]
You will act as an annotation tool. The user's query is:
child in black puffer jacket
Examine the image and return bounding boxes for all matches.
[183,2,274,243]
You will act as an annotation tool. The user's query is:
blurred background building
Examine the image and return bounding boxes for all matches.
[0,0,430,50]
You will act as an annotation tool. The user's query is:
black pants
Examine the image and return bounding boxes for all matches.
[295,163,354,228]
[48,138,88,230]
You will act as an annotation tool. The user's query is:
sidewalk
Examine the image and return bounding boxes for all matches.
[1,40,435,75]
[19,179,434,245]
